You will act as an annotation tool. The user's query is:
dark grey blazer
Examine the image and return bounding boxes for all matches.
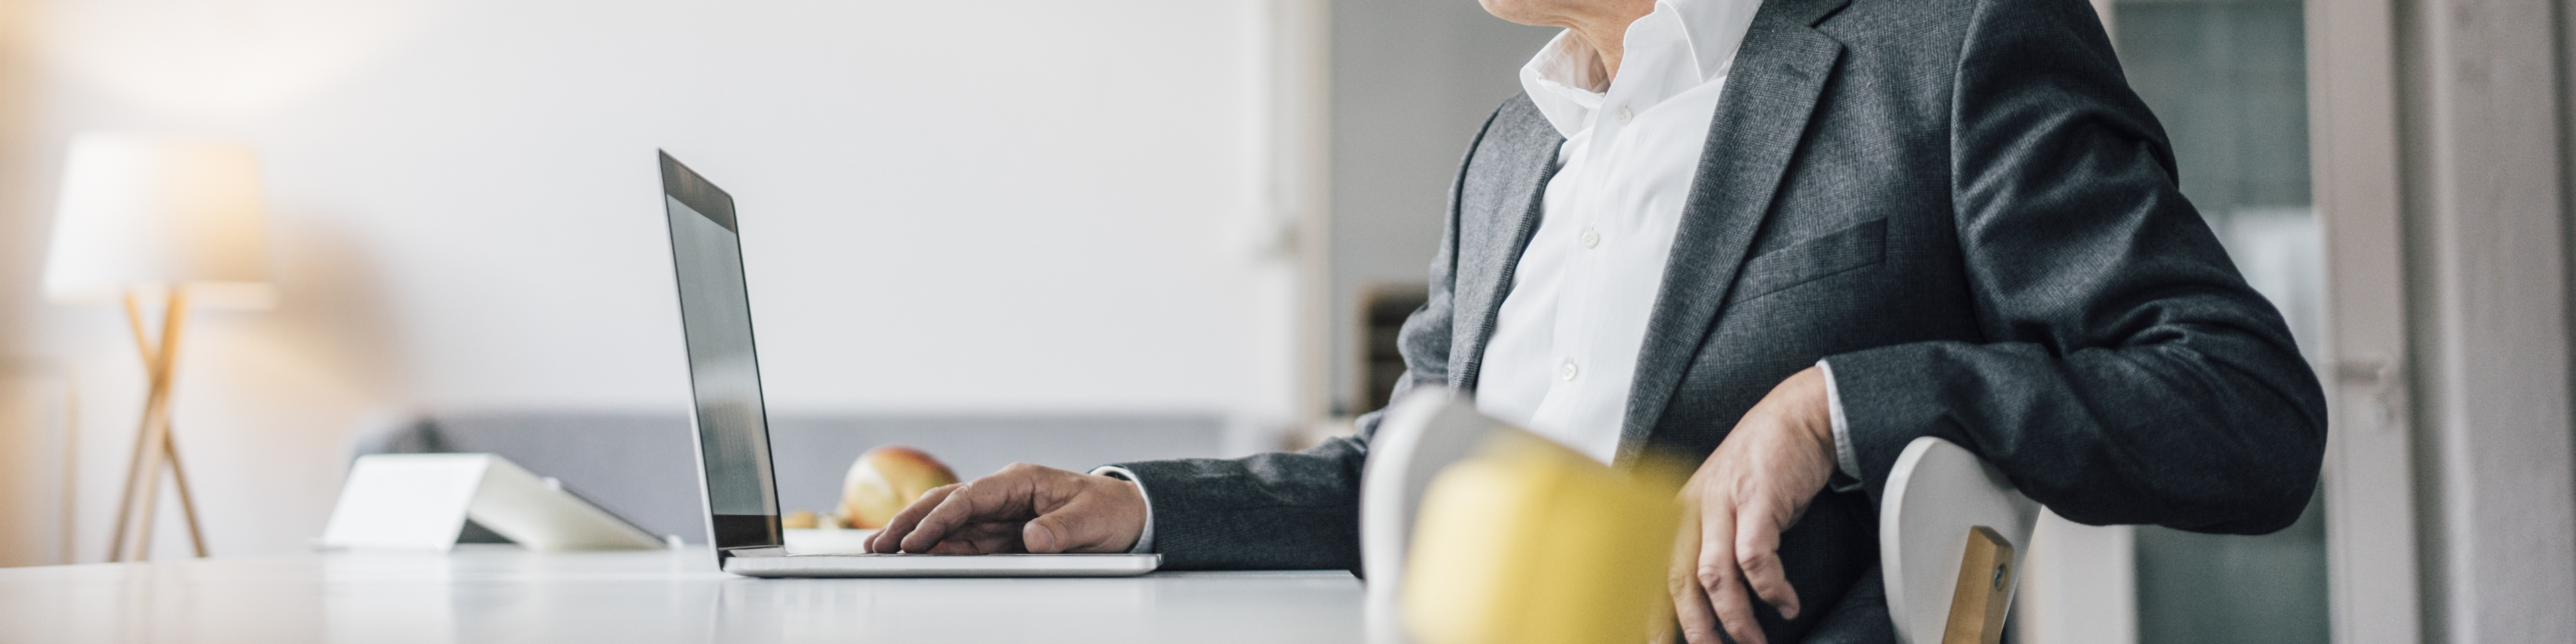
[1114,0,2327,639]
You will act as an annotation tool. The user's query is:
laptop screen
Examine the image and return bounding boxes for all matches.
[658,152,783,551]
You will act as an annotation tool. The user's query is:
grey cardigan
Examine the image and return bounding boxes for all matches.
[1113,0,2328,639]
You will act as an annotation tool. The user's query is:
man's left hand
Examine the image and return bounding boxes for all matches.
[1668,366,1839,644]
[862,463,1148,555]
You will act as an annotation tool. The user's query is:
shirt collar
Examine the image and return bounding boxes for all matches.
[1517,0,1765,138]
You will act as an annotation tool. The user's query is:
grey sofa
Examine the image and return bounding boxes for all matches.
[355,412,1231,543]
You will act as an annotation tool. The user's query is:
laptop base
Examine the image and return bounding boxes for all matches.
[724,553,1163,578]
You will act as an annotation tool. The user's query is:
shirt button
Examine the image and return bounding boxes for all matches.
[1615,105,1633,125]
[1560,360,1579,381]
[1581,229,1601,248]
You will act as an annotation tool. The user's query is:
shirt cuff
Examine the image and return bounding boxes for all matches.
[1088,466,1156,553]
[1817,360,1864,493]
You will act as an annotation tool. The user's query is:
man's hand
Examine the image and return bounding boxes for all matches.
[862,462,1148,555]
[1668,366,1839,644]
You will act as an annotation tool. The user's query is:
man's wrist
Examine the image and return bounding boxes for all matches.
[1088,466,1156,553]
[1806,369,1837,451]
[1817,360,1864,492]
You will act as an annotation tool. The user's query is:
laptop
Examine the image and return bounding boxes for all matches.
[656,152,1161,578]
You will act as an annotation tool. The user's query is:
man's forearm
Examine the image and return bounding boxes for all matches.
[1105,437,1371,570]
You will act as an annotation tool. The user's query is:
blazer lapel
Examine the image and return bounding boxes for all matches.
[1617,0,1849,464]
[1446,99,1564,390]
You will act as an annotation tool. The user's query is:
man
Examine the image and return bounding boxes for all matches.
[867,0,2327,639]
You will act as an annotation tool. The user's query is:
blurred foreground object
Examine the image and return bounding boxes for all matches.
[1358,388,1501,639]
[1402,428,1684,644]
[44,133,275,562]
[320,453,665,551]
[1879,437,2039,644]
[840,445,960,529]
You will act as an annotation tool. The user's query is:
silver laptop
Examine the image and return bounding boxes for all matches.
[657,152,1160,578]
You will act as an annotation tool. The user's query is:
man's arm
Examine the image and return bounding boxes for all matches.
[1829,0,2327,533]
[1676,1,2324,641]
[1099,438,1373,569]
[1104,101,1491,570]
[868,103,1497,566]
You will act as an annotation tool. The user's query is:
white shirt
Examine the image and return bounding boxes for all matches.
[1124,0,1860,556]
[1475,0,1763,464]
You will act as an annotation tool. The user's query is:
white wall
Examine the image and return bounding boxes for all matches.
[1325,0,1549,414]
[0,0,1293,561]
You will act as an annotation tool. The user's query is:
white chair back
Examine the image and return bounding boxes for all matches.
[1358,388,1502,640]
[1879,437,2041,644]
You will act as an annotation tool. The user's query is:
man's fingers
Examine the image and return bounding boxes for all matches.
[927,521,1024,554]
[869,484,956,551]
[899,481,998,553]
[1709,553,1769,644]
[1693,492,1770,644]
[1694,496,1736,596]
[1667,500,1713,644]
[1735,504,1802,621]
[1020,489,1108,553]
[1670,565,1723,644]
[867,484,957,553]
[1025,479,1145,553]
[926,539,992,554]
[1022,511,1074,553]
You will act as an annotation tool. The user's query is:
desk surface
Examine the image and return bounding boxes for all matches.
[0,547,1365,643]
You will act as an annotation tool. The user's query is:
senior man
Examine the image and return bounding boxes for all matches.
[867,0,2327,639]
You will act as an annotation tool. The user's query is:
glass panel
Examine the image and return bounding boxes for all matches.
[2112,1,2330,643]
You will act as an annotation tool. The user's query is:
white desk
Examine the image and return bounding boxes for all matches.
[0,546,1365,643]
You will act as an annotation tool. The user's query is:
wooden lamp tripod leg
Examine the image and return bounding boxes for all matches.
[105,291,157,561]
[164,431,207,557]
[103,287,205,562]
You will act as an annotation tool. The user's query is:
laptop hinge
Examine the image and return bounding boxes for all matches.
[723,546,788,558]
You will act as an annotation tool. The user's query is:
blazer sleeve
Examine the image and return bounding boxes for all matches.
[1825,0,2327,535]
[1104,106,1495,570]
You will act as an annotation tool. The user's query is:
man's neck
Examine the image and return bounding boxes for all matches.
[1569,25,1627,85]
[1562,2,1654,84]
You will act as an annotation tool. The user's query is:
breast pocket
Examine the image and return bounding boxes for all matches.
[1731,218,1887,302]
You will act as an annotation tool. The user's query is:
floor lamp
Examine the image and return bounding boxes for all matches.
[42,133,274,562]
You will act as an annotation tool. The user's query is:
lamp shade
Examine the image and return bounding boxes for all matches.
[44,133,274,309]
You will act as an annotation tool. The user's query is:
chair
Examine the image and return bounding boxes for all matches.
[1360,394,2044,644]
[1880,436,2041,644]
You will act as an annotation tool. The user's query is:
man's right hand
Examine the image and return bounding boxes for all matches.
[862,462,1148,555]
